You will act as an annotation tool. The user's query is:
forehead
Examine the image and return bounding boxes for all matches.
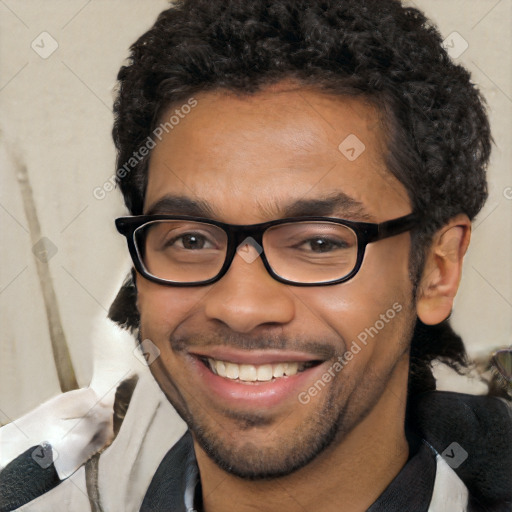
[145,87,411,222]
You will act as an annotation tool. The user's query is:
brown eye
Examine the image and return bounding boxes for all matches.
[171,233,210,250]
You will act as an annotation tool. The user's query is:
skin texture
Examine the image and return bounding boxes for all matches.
[135,82,471,512]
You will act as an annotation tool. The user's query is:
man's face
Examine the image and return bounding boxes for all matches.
[137,85,417,478]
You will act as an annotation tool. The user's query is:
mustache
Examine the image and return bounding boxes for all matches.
[169,330,343,361]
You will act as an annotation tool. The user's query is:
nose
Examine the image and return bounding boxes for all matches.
[203,244,295,333]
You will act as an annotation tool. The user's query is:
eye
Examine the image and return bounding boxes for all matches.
[167,232,214,250]
[298,237,350,253]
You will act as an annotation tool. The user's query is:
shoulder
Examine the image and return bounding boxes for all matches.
[409,390,512,511]
[0,372,187,511]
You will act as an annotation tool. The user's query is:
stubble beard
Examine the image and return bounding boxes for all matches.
[156,353,407,481]
[140,304,414,480]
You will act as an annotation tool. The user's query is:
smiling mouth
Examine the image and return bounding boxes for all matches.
[199,357,322,383]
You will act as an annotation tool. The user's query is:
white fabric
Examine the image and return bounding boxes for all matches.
[0,387,114,479]
[427,454,469,512]
[0,313,142,479]
[8,369,186,511]
[98,370,187,512]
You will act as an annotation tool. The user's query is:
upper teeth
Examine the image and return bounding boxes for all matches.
[207,358,308,382]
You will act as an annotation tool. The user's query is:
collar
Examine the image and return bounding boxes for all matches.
[140,390,512,511]
[140,430,198,512]
[140,430,437,512]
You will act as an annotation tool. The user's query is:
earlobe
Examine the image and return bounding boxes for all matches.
[416,215,471,325]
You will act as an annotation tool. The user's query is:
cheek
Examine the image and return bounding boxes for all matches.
[136,278,208,336]
[297,242,413,366]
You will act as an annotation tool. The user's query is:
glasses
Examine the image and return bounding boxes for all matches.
[115,213,418,287]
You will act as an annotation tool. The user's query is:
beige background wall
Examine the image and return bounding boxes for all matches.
[1,0,511,422]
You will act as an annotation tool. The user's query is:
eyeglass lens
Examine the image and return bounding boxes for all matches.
[134,219,358,284]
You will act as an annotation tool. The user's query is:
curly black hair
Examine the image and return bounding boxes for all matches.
[111,0,493,395]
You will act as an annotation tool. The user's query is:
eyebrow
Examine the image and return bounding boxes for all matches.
[144,193,374,221]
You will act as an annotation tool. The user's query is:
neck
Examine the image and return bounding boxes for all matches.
[195,357,410,512]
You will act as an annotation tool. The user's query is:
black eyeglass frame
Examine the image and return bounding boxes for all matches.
[115,213,418,287]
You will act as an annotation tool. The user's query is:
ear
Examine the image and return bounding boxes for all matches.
[416,214,472,325]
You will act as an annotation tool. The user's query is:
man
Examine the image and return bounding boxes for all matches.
[1,0,511,511]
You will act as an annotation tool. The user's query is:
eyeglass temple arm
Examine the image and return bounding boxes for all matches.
[376,213,418,240]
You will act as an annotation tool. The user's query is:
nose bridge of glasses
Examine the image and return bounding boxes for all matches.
[228,223,266,251]
[219,224,270,276]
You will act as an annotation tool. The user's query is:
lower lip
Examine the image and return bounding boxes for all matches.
[189,356,328,410]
